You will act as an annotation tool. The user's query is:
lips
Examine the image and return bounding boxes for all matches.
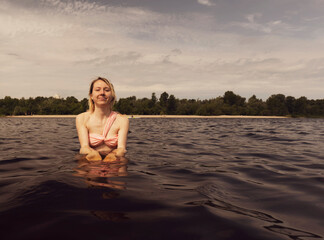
[98,97,107,100]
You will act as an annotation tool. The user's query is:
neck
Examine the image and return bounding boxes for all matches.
[93,105,112,119]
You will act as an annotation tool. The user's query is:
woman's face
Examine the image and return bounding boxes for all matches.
[91,80,113,106]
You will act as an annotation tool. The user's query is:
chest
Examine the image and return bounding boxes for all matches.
[86,118,119,136]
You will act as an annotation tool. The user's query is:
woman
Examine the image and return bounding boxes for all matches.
[76,77,129,161]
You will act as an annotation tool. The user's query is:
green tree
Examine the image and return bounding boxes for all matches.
[247,95,266,115]
[80,98,88,112]
[1,92,324,117]
[13,106,27,115]
[167,94,177,114]
[266,94,288,116]
[295,96,307,116]
[285,96,296,116]
[1,96,19,115]
[223,91,245,106]
[148,93,158,114]
[115,96,136,114]
[159,92,169,114]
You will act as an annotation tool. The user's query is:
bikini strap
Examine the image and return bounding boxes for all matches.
[102,111,117,137]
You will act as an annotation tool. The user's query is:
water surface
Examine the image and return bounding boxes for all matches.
[0,117,323,240]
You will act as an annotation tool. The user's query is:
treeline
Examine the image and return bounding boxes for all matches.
[0,96,88,116]
[1,91,324,117]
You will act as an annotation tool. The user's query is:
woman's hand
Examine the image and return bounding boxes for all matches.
[102,148,126,162]
[86,150,102,161]
[103,152,117,162]
[113,148,127,157]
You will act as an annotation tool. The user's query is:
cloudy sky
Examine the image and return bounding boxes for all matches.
[1,0,324,100]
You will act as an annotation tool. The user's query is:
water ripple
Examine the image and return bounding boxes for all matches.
[0,117,323,239]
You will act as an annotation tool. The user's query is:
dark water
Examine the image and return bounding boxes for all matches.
[0,117,323,240]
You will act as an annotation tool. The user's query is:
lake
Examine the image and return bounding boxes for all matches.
[0,117,323,240]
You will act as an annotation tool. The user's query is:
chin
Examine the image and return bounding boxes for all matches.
[96,102,109,106]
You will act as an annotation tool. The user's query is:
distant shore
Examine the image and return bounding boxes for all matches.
[6,115,289,119]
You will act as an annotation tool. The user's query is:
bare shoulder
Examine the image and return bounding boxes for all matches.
[116,113,129,125]
[76,111,91,124]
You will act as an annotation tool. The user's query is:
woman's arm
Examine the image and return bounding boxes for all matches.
[76,113,91,154]
[116,115,129,157]
[76,113,101,160]
[102,115,129,162]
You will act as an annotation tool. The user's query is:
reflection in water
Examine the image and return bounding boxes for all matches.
[265,225,322,240]
[91,211,129,222]
[188,199,322,240]
[188,199,282,224]
[192,184,322,240]
[74,155,128,190]
[74,155,129,222]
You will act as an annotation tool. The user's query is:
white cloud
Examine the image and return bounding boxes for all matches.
[40,0,107,14]
[197,0,215,7]
[0,0,324,100]
[246,13,262,23]
[230,13,305,35]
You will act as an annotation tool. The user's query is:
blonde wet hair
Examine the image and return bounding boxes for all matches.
[88,77,116,112]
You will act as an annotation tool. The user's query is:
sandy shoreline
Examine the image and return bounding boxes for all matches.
[5,115,288,119]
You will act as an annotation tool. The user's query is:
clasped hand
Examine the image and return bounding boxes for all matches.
[86,148,126,162]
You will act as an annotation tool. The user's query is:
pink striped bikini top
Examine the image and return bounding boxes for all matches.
[89,111,118,148]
